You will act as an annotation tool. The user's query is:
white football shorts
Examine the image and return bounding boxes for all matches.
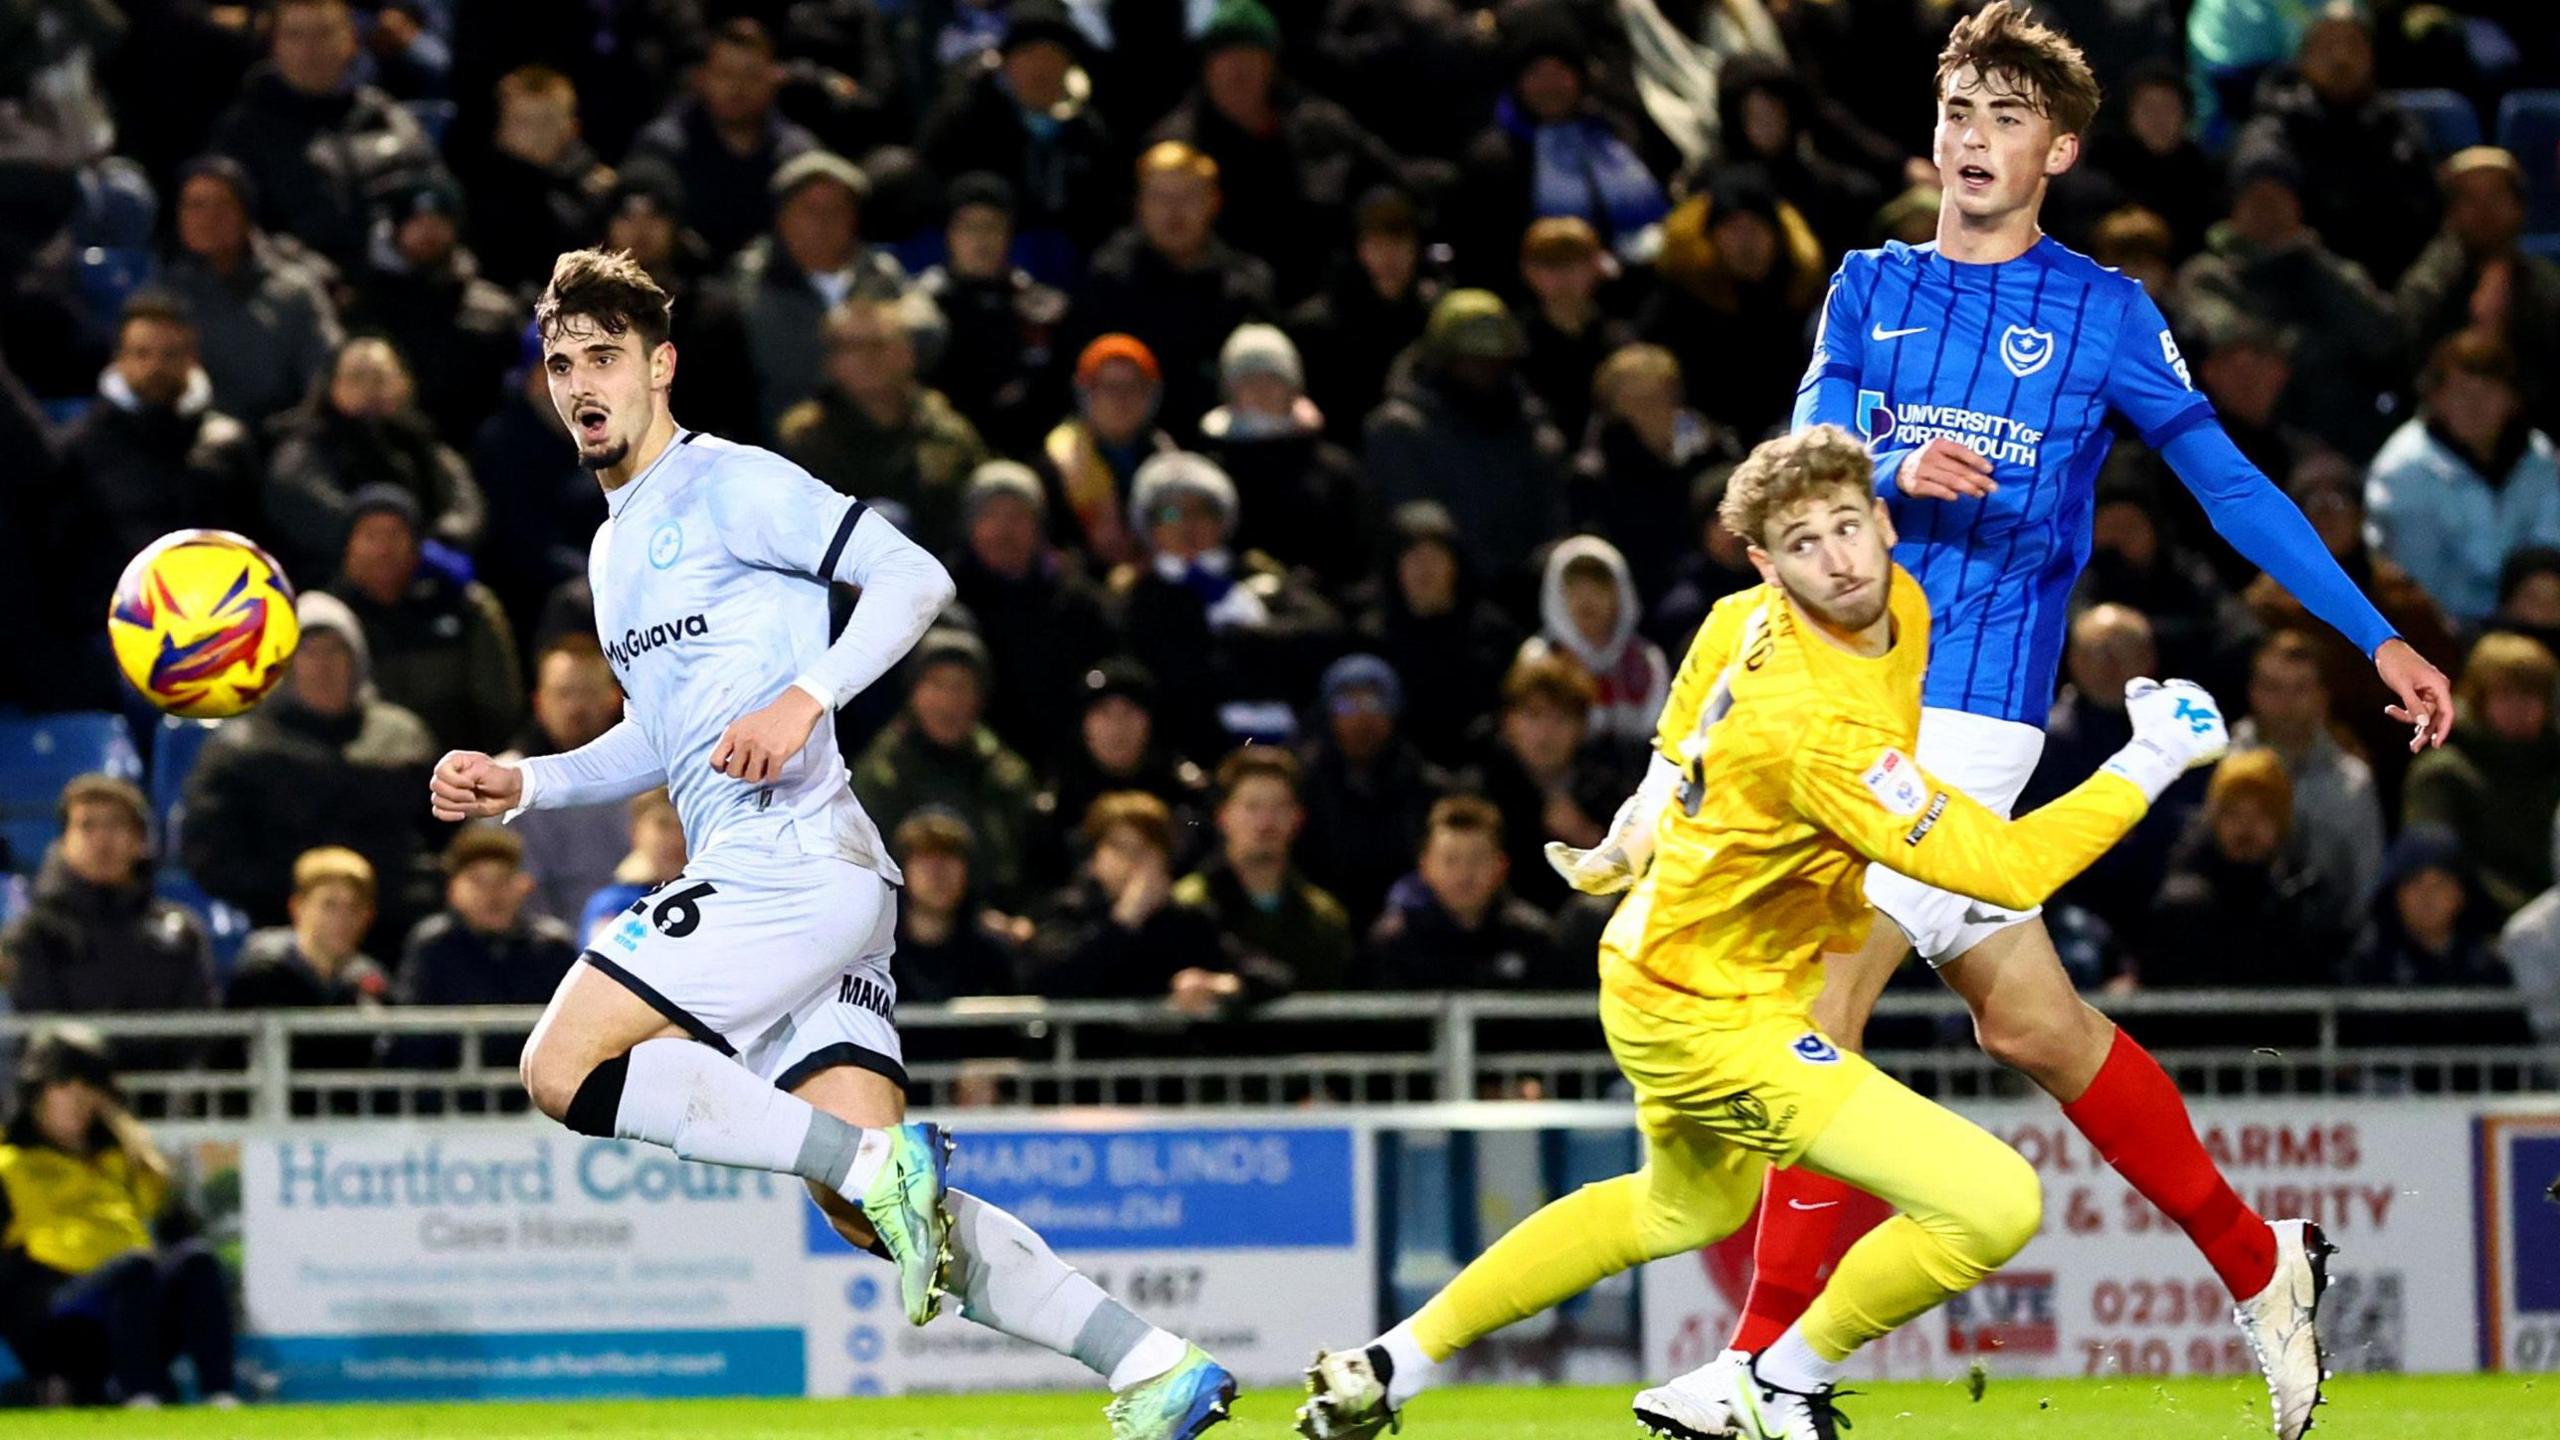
[1862,706,2050,967]
[583,847,907,1092]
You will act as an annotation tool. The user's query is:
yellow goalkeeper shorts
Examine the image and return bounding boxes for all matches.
[1600,985,1882,1168]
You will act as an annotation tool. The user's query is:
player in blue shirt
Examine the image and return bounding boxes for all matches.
[1565,9,2453,1440]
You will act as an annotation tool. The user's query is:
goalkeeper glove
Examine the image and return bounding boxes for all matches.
[2101,678,2230,800]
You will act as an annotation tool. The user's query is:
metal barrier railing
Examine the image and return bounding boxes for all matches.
[0,988,2547,1121]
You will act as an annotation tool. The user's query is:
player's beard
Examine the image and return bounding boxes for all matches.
[1800,567,1892,634]
[578,434,633,472]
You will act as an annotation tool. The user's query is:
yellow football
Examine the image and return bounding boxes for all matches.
[106,529,301,719]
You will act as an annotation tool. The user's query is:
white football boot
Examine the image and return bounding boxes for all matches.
[2233,1218,2335,1440]
[1630,1348,1750,1439]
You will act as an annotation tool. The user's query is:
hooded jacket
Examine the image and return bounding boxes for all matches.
[4,856,213,1018]
[1352,505,1523,767]
[1518,535,1670,748]
[208,64,442,262]
[57,364,261,609]
[261,370,485,582]
[1364,348,1569,598]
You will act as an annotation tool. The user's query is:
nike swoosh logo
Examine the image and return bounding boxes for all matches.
[1786,1199,1842,1211]
[1872,324,1929,341]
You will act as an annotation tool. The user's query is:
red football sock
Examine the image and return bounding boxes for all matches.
[1729,1167,1859,1353]
[2062,1029,2277,1299]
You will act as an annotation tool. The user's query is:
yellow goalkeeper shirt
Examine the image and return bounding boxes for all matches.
[1599,566,2150,1027]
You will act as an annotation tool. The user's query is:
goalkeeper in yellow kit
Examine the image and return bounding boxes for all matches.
[1295,426,2231,1440]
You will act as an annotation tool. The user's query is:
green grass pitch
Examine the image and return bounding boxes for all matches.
[3,1376,2552,1439]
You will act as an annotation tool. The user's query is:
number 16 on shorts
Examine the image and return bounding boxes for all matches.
[612,881,720,953]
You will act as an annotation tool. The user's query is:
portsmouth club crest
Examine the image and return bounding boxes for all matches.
[1999,324,2056,378]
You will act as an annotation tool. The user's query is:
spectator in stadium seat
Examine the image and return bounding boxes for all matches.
[1175,748,1356,993]
[2243,453,2459,807]
[1472,654,1615,915]
[1644,468,1759,654]
[2021,605,2206,940]
[2129,750,2333,990]
[1294,654,1455,928]
[1034,791,1290,1011]
[1637,166,1827,443]
[1287,186,1441,451]
[2176,132,2404,459]
[1146,0,1399,303]
[889,812,1024,1003]
[1572,343,1737,610]
[0,1026,238,1407]
[53,294,262,628]
[1449,9,1667,287]
[2365,332,2560,626]
[2342,823,2512,989]
[2073,468,2242,682]
[947,463,1120,769]
[182,591,439,948]
[223,847,390,1070]
[343,173,522,445]
[596,166,766,445]
[2080,64,2218,260]
[394,829,578,1029]
[1711,54,1883,265]
[208,0,445,264]
[1365,288,1569,604]
[1195,323,1366,588]
[497,636,628,928]
[731,151,921,435]
[2086,206,2182,307]
[917,0,1124,270]
[159,157,343,431]
[624,19,820,260]
[1036,658,1210,891]
[4,777,213,1021]
[2490,548,2560,662]
[1066,142,1277,439]
[263,336,485,585]
[916,174,1071,459]
[2232,630,2387,916]
[2404,633,2560,922]
[1111,450,1343,759]
[1518,536,1668,754]
[2230,8,2440,288]
[852,629,1041,908]
[326,486,523,752]
[459,65,612,296]
[779,295,989,556]
[1353,502,1522,770]
[2184,316,2326,543]
[577,790,686,948]
[1044,334,1179,567]
[1366,794,1567,990]
[1513,218,1632,446]
[2397,147,2560,437]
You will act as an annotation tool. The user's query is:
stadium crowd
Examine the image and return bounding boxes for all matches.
[2,0,2560,1053]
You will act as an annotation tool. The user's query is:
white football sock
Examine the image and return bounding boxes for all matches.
[942,1190,1185,1390]
[1756,1322,1846,1394]
[614,1037,891,1194]
[1374,1317,1442,1408]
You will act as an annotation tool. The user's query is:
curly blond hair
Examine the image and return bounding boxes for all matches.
[1717,425,1876,546]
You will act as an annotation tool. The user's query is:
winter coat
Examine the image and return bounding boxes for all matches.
[1293,735,1454,928]
[917,61,1123,264]
[1285,259,1438,450]
[1196,405,1369,587]
[55,367,261,610]
[851,719,1041,906]
[2404,719,2560,921]
[1114,550,1345,759]
[2235,75,2439,287]
[1364,872,1570,990]
[1364,361,1569,597]
[158,241,341,430]
[778,385,991,556]
[1148,86,1402,301]
[1031,877,1290,1003]
[2364,419,2560,625]
[457,140,611,296]
[209,65,443,262]
[946,547,1121,769]
[343,235,523,445]
[1173,858,1358,994]
[223,927,390,1071]
[2177,225,2405,458]
[730,234,917,434]
[2229,717,2387,916]
[2396,236,2560,437]
[326,571,524,753]
[4,858,213,1018]
[1571,412,1734,608]
[1065,228,1276,438]
[917,263,1069,456]
[1351,516,1524,769]
[262,402,485,584]
[625,99,821,260]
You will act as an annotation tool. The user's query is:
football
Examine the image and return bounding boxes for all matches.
[106,528,301,719]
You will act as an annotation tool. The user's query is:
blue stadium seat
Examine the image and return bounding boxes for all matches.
[155,870,252,975]
[77,245,154,330]
[0,711,143,875]
[2390,88,2482,158]
[405,98,457,147]
[151,715,223,852]
[2500,90,2560,233]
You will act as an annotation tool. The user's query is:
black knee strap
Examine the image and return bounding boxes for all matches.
[564,1054,630,1137]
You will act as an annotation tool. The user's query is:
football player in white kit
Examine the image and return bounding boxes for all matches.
[429,251,1235,1438]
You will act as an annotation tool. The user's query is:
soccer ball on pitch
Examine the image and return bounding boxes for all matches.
[106,529,301,718]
